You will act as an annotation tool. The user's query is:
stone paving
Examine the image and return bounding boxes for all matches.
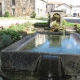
[65,26,76,33]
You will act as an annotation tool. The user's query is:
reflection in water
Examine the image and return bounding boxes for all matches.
[48,35,61,47]
[20,34,46,51]
[35,34,46,47]
[21,34,80,54]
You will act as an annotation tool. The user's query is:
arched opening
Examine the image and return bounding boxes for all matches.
[52,13,61,24]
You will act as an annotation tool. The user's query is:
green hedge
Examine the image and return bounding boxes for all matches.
[34,22,48,27]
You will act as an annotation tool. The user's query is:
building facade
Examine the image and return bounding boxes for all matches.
[47,1,72,17]
[47,1,62,13]
[1,0,47,17]
[56,3,72,17]
[2,0,35,17]
[71,6,80,17]
[35,0,47,17]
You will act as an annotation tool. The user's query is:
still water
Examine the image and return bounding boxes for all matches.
[21,34,80,54]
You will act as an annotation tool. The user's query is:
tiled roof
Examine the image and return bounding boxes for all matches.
[56,3,72,8]
[48,1,62,4]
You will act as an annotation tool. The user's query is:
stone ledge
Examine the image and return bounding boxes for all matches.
[71,33,80,44]
[1,33,38,52]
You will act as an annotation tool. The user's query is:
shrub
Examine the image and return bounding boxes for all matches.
[0,29,22,42]
[0,36,3,49]
[50,21,60,32]
[54,14,60,18]
[0,22,33,49]
[31,12,36,18]
[52,13,60,22]
[0,42,3,49]
[74,23,79,27]
[0,29,22,49]
[4,11,10,17]
[62,19,67,25]
[6,29,22,42]
[1,34,12,46]
[51,21,60,28]
[77,24,80,27]
[34,22,48,27]
[76,24,80,33]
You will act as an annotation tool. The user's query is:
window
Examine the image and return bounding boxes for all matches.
[12,0,15,5]
[12,8,15,16]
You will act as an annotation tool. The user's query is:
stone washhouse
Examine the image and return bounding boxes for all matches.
[49,10,63,28]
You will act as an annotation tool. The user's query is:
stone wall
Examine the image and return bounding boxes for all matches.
[1,51,80,77]
[3,0,35,16]
[1,52,40,71]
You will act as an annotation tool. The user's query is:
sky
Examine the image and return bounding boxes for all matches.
[49,0,80,5]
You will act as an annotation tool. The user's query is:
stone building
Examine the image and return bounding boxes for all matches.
[2,0,35,17]
[1,0,47,17]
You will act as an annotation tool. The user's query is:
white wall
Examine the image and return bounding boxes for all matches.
[35,0,47,17]
[47,4,59,13]
[71,7,80,17]
[57,4,71,16]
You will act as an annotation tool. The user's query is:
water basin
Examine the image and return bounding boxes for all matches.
[1,33,80,80]
[21,34,80,55]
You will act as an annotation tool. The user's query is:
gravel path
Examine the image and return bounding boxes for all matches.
[0,19,47,28]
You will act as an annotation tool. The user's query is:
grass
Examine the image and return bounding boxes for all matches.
[33,19,75,28]
[65,22,75,27]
